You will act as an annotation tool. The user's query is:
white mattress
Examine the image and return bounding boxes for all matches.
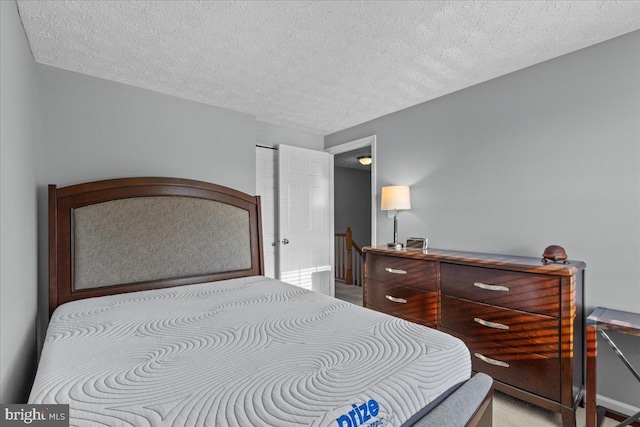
[30,276,470,427]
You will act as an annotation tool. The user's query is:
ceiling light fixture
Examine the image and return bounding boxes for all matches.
[358,155,372,166]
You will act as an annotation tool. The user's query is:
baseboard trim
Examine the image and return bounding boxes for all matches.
[597,394,640,417]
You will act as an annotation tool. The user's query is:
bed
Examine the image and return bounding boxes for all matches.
[30,177,493,427]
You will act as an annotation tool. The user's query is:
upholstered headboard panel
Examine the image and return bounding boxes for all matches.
[49,177,264,316]
[73,196,252,290]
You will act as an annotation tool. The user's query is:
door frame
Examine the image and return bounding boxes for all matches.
[325,135,377,247]
[255,145,278,279]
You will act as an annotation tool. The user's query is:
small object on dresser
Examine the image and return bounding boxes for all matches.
[407,237,428,249]
[542,245,569,264]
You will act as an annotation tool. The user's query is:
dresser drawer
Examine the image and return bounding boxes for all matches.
[440,264,560,317]
[367,305,436,329]
[366,254,436,291]
[444,327,561,401]
[365,279,437,323]
[441,296,560,358]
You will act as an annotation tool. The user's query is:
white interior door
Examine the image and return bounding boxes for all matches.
[256,146,277,278]
[278,144,334,296]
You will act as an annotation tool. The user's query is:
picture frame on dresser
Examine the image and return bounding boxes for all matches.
[363,245,586,427]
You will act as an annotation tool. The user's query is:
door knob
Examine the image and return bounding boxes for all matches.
[282,238,289,245]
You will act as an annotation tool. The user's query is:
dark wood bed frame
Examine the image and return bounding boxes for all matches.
[47,176,492,427]
[49,177,264,316]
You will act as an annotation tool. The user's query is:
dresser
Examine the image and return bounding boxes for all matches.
[363,246,585,427]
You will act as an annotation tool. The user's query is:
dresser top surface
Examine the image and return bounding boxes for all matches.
[363,246,585,277]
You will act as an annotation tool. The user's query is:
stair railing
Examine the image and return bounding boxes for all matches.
[335,227,364,286]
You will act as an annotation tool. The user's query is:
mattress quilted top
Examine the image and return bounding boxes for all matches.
[30,276,470,427]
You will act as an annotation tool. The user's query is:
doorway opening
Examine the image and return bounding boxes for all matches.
[325,135,377,306]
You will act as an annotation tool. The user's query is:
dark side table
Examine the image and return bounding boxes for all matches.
[586,307,640,427]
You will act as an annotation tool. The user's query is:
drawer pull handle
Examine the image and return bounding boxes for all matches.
[473,282,509,292]
[385,267,407,275]
[474,317,509,330]
[474,353,510,368]
[385,295,407,304]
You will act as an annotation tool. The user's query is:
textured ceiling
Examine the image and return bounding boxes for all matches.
[17,1,640,135]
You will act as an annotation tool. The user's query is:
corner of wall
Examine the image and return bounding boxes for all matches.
[0,0,40,404]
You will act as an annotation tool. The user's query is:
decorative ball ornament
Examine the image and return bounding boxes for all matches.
[542,245,569,264]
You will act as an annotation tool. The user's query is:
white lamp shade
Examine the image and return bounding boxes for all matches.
[381,186,411,211]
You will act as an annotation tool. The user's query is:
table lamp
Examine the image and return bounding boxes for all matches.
[381,185,411,247]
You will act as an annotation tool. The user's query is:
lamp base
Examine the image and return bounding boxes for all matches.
[387,242,404,249]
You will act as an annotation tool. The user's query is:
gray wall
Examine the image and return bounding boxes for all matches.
[36,65,257,193]
[334,166,371,248]
[0,0,39,403]
[326,31,640,408]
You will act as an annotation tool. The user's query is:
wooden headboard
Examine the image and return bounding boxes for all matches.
[49,177,264,316]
